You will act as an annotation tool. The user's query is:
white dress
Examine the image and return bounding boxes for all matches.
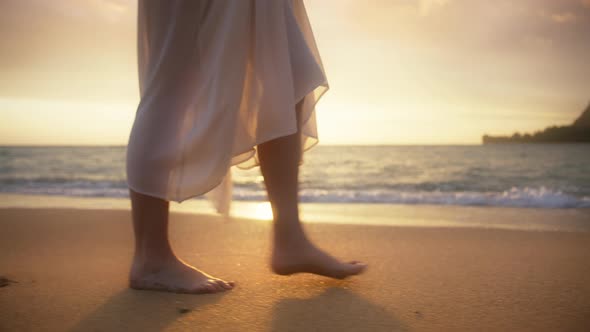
[126,0,328,215]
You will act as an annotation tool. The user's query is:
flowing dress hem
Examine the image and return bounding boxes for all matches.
[127,81,329,204]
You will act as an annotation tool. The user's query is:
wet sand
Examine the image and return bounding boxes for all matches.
[1,207,589,331]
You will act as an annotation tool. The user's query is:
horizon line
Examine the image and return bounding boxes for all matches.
[0,143,487,148]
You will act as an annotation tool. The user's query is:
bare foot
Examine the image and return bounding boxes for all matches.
[129,257,234,294]
[271,240,367,279]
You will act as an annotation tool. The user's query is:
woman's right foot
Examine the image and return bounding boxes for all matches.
[129,257,234,294]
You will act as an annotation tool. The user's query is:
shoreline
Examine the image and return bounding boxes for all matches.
[1,193,589,233]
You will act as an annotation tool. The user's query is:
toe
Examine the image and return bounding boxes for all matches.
[208,280,224,292]
[191,285,210,294]
[348,260,364,265]
[216,279,233,290]
[204,283,218,293]
[348,261,367,270]
[352,263,367,274]
[194,281,218,294]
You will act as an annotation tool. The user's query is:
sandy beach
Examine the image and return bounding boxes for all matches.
[1,206,589,331]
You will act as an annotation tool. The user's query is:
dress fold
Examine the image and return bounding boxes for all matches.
[126,0,329,215]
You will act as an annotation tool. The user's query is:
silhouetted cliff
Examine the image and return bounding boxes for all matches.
[483,102,590,144]
[573,103,590,127]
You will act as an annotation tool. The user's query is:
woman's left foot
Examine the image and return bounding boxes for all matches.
[271,240,367,279]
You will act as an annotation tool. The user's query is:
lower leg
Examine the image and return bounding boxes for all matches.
[130,188,175,264]
[257,116,307,249]
[128,188,234,293]
[257,103,366,279]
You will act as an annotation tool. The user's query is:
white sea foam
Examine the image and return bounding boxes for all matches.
[2,145,589,209]
[237,187,590,208]
[3,184,588,208]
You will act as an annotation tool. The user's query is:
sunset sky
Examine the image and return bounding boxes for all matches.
[1,0,589,145]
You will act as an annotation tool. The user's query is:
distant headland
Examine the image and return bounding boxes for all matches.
[482,102,590,144]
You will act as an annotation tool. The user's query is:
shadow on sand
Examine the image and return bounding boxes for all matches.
[68,288,221,332]
[69,285,406,331]
[271,287,407,332]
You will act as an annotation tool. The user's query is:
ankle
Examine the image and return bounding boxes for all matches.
[132,251,178,268]
[273,230,311,251]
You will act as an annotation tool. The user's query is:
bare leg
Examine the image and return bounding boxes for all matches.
[258,102,367,279]
[128,189,234,293]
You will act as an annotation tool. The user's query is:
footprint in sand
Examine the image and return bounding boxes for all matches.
[0,276,18,287]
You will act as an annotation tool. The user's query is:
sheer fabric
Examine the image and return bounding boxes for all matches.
[126,0,328,215]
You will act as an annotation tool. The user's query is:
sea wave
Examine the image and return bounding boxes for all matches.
[2,145,589,209]
[235,186,590,208]
[4,183,585,208]
[302,187,590,208]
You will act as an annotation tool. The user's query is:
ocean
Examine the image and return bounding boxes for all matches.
[1,144,589,209]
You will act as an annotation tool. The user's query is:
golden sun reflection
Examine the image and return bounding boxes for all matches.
[254,202,273,221]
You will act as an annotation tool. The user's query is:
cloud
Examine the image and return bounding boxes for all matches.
[350,0,590,53]
[11,0,134,22]
[550,12,577,23]
[0,0,137,101]
[419,0,451,15]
